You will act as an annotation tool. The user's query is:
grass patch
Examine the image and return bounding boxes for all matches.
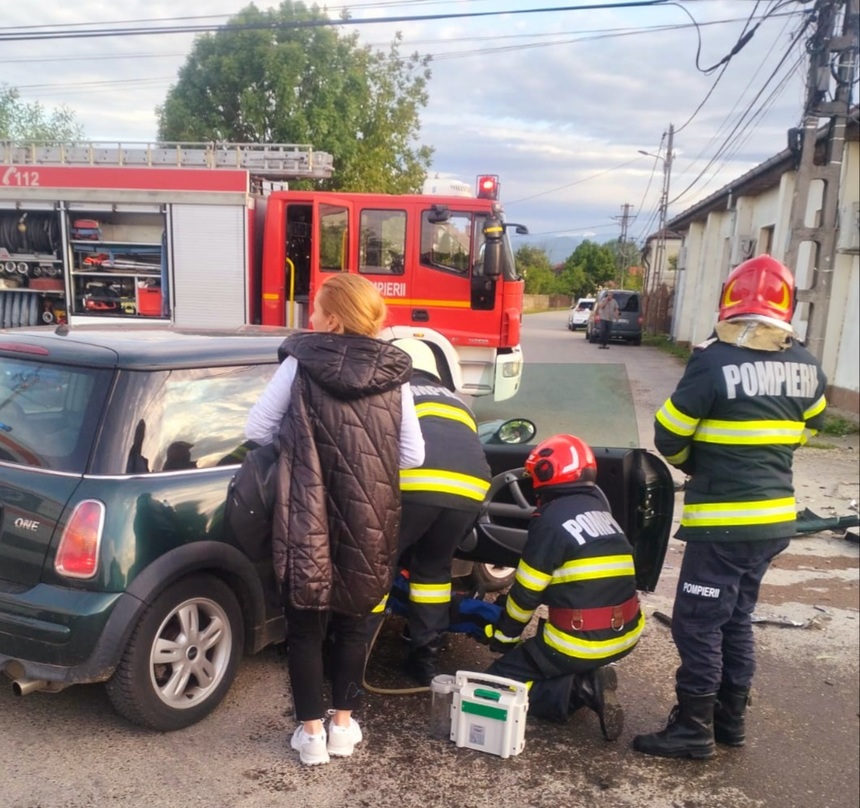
[642,333,691,362]
[820,414,859,437]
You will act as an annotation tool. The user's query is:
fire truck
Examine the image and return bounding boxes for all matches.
[0,141,526,400]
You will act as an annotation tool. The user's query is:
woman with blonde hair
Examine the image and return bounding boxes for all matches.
[246,273,424,765]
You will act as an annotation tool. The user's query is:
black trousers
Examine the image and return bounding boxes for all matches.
[284,604,369,721]
[487,628,633,722]
[671,537,791,694]
[598,319,613,346]
[398,501,481,648]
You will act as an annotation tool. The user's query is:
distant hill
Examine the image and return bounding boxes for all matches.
[511,234,584,264]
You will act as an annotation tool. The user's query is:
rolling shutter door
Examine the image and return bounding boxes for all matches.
[170,204,246,328]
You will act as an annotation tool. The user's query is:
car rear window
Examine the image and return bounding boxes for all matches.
[613,292,640,313]
[0,357,109,472]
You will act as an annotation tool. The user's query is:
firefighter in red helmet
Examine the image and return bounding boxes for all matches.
[484,434,643,741]
[633,256,827,759]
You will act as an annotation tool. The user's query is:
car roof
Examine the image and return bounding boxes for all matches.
[0,325,292,369]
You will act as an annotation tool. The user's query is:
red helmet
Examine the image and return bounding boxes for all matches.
[525,434,597,490]
[719,256,796,325]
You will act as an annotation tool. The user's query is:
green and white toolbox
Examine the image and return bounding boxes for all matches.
[450,671,529,758]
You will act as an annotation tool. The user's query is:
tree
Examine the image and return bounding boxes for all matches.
[560,240,616,294]
[0,84,84,142]
[157,2,432,193]
[515,245,559,295]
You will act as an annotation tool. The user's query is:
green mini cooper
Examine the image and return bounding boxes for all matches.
[0,326,674,731]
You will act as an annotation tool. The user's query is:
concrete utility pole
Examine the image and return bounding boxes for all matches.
[641,124,674,332]
[784,0,859,359]
[615,202,633,287]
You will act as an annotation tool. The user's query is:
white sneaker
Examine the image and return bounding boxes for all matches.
[291,725,330,766]
[326,713,363,757]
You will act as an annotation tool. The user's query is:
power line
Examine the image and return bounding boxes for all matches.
[669,10,813,205]
[0,2,674,43]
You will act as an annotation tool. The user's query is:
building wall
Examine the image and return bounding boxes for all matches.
[671,141,860,411]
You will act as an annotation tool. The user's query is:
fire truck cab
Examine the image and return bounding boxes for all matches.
[258,174,526,400]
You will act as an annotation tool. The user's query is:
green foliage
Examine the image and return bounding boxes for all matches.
[556,240,616,298]
[820,414,859,437]
[604,238,641,289]
[642,333,691,362]
[0,84,84,143]
[157,2,432,193]
[516,245,560,294]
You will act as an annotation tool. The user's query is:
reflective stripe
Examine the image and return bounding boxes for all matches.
[665,445,690,466]
[409,581,452,605]
[803,394,827,421]
[681,496,796,527]
[504,594,534,624]
[514,559,552,592]
[492,629,520,645]
[656,398,699,437]
[552,554,635,583]
[694,418,805,445]
[372,593,389,614]
[542,611,645,659]
[415,401,477,432]
[400,468,491,501]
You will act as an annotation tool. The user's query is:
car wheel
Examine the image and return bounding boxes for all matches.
[105,575,243,731]
[470,563,516,591]
[632,337,642,346]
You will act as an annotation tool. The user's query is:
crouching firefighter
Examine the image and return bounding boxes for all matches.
[484,434,644,741]
[394,339,493,685]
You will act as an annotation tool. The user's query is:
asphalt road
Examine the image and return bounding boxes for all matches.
[1,311,857,808]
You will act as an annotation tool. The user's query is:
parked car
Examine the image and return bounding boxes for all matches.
[586,289,643,345]
[0,325,675,731]
[567,297,595,330]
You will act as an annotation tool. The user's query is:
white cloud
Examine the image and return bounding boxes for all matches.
[1,0,812,247]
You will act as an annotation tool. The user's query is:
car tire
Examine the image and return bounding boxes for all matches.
[105,575,244,731]
[632,337,642,346]
[469,563,516,592]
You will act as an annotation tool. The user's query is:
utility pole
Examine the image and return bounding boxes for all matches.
[784,0,858,360]
[643,123,674,332]
[615,203,633,287]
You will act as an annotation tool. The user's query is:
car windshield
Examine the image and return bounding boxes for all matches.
[0,357,109,472]
[579,300,594,310]
[471,361,640,449]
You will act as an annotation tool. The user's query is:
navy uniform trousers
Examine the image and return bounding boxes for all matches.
[671,536,791,694]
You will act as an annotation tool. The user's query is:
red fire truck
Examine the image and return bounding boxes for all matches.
[0,142,526,400]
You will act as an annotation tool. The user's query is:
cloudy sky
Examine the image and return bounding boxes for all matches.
[2,1,815,258]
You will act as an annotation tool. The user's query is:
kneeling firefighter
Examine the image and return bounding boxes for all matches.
[393,338,493,685]
[484,434,644,740]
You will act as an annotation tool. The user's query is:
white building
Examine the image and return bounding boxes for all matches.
[663,119,859,413]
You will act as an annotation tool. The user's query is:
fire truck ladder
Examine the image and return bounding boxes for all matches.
[1,141,334,180]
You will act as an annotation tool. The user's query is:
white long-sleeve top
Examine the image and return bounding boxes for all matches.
[246,356,425,469]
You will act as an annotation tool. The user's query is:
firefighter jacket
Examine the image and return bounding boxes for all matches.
[400,370,492,512]
[491,484,643,665]
[654,322,827,542]
[272,332,411,616]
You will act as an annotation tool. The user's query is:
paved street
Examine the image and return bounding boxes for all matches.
[1,310,857,808]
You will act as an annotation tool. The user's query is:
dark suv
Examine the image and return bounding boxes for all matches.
[0,326,673,731]
[587,290,643,345]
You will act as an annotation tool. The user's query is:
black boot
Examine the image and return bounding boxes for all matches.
[575,666,624,741]
[714,683,750,746]
[632,690,716,759]
[404,643,439,686]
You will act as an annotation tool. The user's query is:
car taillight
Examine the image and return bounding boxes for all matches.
[55,500,105,579]
[638,315,644,325]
